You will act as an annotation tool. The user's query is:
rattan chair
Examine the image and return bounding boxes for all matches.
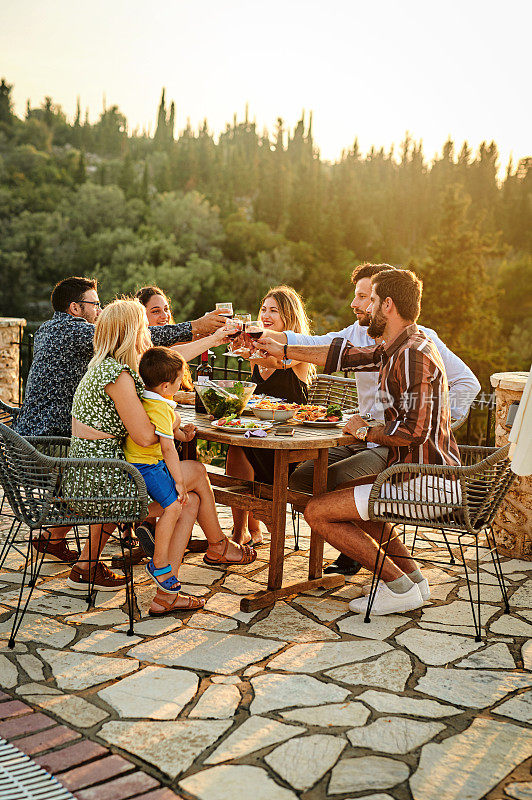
[0,423,148,647]
[307,374,359,411]
[364,443,515,640]
[0,400,20,521]
[0,399,20,426]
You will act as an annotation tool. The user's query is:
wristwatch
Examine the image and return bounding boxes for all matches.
[355,425,370,441]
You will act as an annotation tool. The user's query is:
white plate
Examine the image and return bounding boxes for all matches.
[297,417,346,428]
[211,419,274,434]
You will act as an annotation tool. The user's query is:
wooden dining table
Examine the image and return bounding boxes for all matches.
[179,406,357,611]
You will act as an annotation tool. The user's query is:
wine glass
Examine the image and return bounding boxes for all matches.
[226,318,244,353]
[244,320,264,348]
[216,302,233,318]
[227,312,251,355]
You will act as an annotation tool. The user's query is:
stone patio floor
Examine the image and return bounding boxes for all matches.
[0,492,531,800]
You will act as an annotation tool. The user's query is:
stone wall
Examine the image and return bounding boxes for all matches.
[0,318,26,405]
[491,371,532,559]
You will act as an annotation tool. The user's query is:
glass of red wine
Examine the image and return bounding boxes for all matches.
[244,320,263,350]
[226,313,250,354]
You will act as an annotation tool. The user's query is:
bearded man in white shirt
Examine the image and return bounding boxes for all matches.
[262,262,481,575]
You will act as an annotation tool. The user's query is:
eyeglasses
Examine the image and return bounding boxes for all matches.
[80,300,102,309]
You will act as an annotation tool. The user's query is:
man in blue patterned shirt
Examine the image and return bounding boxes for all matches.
[14,276,225,567]
[15,276,225,438]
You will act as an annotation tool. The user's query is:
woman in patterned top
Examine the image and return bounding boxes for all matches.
[65,298,257,605]
[136,285,193,390]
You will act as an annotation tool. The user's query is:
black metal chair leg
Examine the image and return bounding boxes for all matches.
[0,518,20,570]
[441,530,456,565]
[485,525,510,612]
[118,524,136,635]
[458,534,482,641]
[291,506,300,551]
[365,523,396,622]
[8,528,45,648]
[410,524,419,554]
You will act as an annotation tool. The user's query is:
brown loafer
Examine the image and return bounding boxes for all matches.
[32,536,78,564]
[66,563,127,592]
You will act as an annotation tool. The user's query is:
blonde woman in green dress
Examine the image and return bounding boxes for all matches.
[65,298,257,613]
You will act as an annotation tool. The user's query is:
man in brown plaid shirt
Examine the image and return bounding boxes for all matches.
[259,268,461,615]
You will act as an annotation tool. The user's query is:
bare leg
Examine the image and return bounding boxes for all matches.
[152,500,181,571]
[247,511,263,544]
[150,493,204,612]
[40,525,71,542]
[304,489,418,581]
[75,523,116,573]
[226,445,253,544]
[179,460,254,561]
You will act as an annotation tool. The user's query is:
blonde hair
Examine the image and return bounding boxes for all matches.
[260,285,316,383]
[88,298,152,374]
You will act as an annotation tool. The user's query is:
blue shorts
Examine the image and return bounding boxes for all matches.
[132,461,179,509]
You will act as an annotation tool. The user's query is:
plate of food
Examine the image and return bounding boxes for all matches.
[211,416,274,434]
[293,403,345,427]
[252,400,300,421]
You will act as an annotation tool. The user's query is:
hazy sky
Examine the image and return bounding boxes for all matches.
[2,0,530,172]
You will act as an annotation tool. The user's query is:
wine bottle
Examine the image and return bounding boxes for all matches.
[194,351,213,413]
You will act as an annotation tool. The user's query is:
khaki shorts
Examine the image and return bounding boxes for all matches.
[353,476,461,522]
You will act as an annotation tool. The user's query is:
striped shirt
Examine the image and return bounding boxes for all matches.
[324,324,461,469]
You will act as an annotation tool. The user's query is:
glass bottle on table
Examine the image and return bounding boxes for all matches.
[194,350,213,413]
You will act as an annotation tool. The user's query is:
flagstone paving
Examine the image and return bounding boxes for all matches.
[0,500,531,800]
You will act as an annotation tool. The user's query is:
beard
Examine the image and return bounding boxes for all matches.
[357,311,371,327]
[367,306,386,338]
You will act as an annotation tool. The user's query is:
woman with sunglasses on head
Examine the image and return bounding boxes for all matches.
[226,286,315,546]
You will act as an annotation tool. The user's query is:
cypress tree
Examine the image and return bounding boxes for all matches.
[154,88,167,145]
[75,149,87,185]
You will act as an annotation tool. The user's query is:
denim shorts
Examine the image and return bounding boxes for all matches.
[132,461,179,508]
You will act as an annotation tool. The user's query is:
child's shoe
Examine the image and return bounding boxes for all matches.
[146,561,181,593]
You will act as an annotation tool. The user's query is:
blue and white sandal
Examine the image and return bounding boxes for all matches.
[146,561,181,594]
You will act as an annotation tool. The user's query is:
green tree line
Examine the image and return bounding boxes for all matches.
[1,78,530,390]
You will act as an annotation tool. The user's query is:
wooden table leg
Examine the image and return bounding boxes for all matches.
[267,450,289,591]
[308,447,327,580]
[240,445,344,612]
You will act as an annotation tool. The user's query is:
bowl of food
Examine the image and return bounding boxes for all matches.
[252,400,300,422]
[194,380,256,419]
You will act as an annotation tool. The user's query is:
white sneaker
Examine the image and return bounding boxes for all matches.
[363,578,430,602]
[349,582,424,615]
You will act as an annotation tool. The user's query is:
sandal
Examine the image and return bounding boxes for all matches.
[145,561,181,594]
[203,538,257,566]
[148,594,206,616]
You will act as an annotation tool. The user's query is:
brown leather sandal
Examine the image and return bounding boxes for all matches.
[148,594,206,616]
[203,538,257,566]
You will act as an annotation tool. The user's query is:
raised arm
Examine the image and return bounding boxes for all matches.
[105,371,157,448]
[257,337,332,366]
[266,324,354,347]
[170,325,231,361]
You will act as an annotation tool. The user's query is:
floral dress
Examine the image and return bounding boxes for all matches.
[64,358,145,516]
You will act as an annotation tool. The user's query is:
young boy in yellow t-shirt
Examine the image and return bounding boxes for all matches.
[123,347,196,594]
